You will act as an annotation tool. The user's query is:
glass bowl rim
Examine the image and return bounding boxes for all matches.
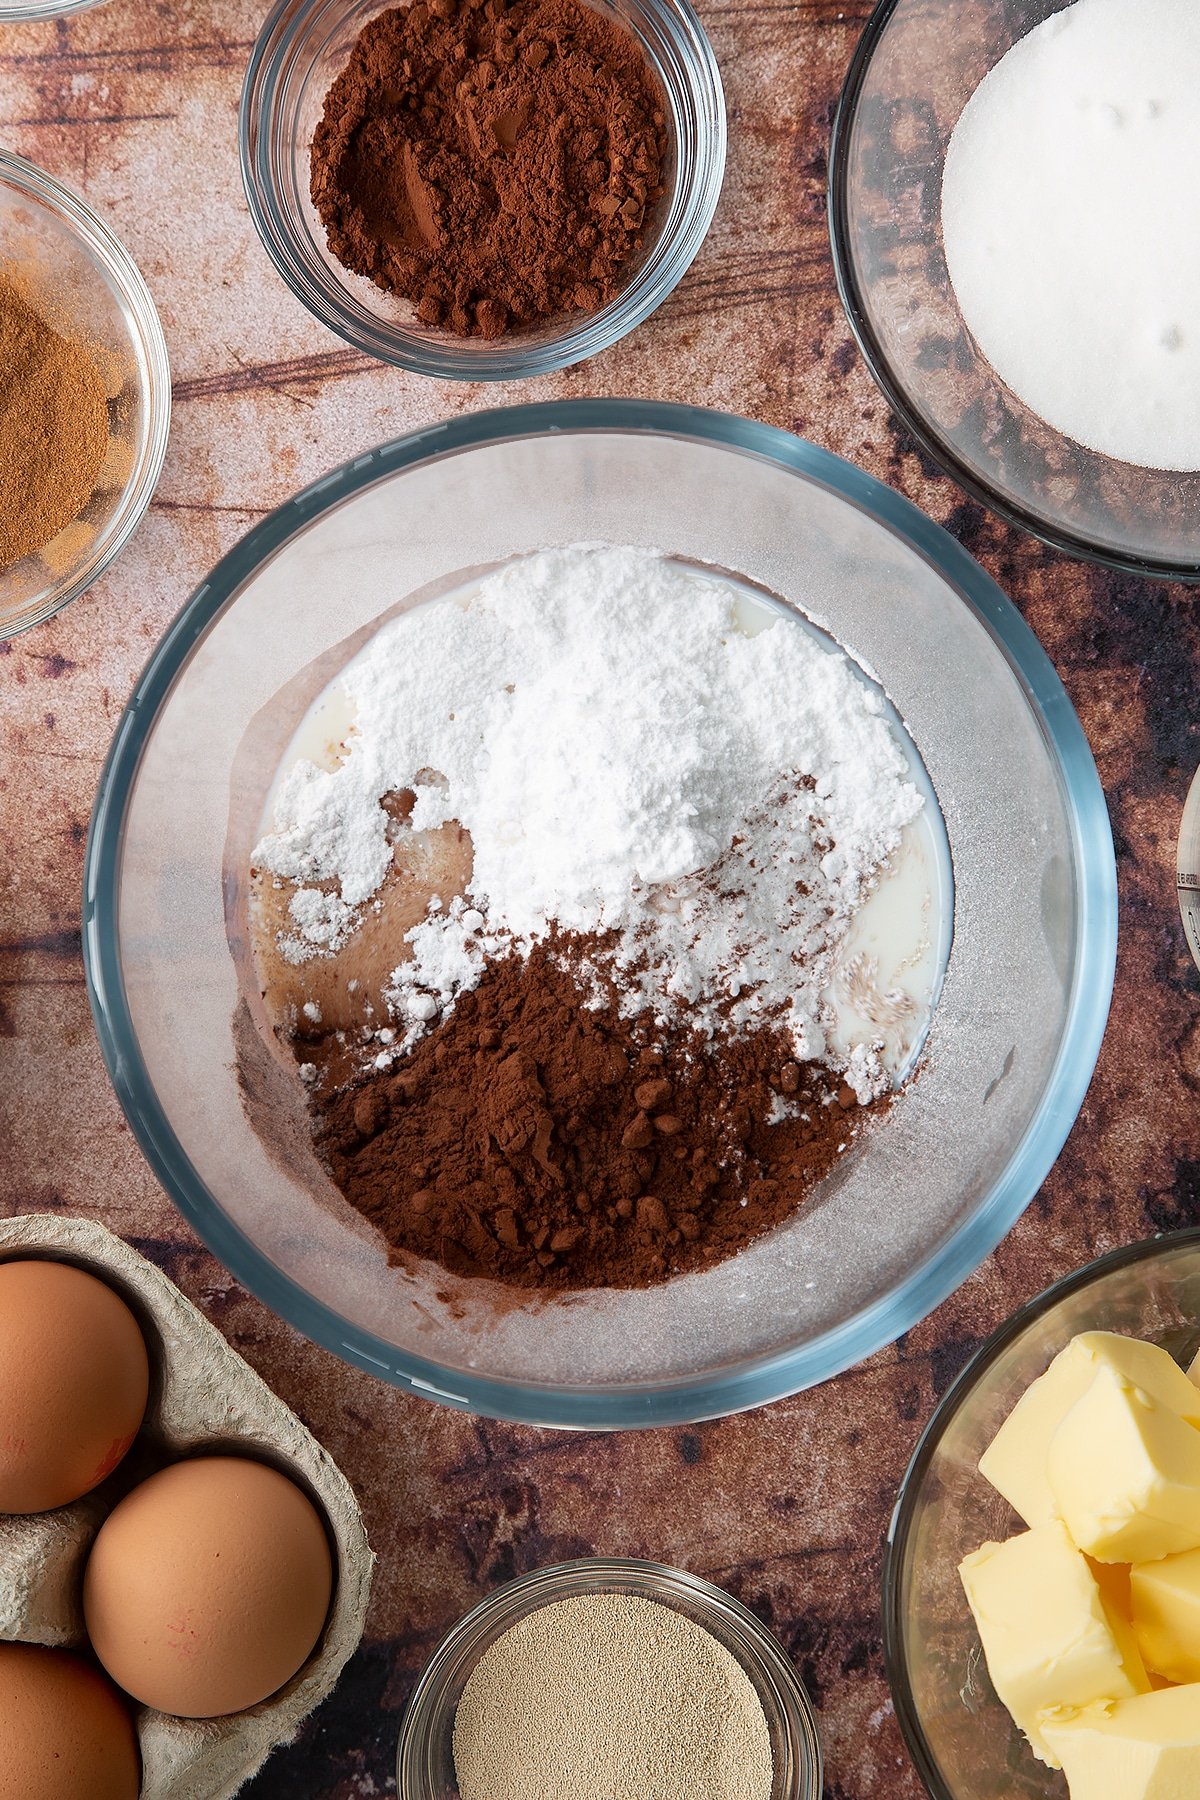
[1179,761,1200,975]
[0,147,172,638]
[82,396,1117,1429]
[826,0,1200,586]
[238,0,726,380]
[395,1554,823,1799]
[0,0,106,20]
[881,1226,1200,1799]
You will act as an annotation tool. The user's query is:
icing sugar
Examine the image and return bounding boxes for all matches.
[253,545,923,1091]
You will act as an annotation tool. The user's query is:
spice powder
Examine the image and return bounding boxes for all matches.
[0,278,108,571]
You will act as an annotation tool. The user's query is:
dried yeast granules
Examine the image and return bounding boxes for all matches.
[452,1593,773,1800]
[309,0,667,338]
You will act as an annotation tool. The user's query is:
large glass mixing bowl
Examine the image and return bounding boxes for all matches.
[83,400,1116,1428]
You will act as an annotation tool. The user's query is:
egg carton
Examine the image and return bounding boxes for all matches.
[0,1214,374,1799]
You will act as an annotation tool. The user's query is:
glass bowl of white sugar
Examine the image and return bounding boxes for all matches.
[84,398,1115,1427]
[830,0,1200,580]
[397,1558,822,1800]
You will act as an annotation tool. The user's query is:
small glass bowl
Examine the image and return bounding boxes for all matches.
[397,1557,822,1798]
[829,0,1200,582]
[240,0,725,379]
[0,151,170,639]
[884,1231,1200,1800]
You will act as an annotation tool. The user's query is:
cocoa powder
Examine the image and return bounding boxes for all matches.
[310,936,884,1289]
[309,0,667,338]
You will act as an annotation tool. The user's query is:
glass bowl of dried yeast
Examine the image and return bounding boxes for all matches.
[397,1558,822,1800]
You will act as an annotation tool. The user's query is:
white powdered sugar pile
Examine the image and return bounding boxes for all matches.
[253,546,922,1092]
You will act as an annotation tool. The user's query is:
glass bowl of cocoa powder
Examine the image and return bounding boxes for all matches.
[239,0,724,376]
[84,400,1115,1428]
[0,151,170,638]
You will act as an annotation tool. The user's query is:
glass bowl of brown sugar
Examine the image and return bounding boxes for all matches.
[397,1558,823,1800]
[239,0,725,378]
[0,151,170,639]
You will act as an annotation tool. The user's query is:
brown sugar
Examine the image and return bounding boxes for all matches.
[0,278,109,571]
[309,0,668,338]
[310,934,884,1289]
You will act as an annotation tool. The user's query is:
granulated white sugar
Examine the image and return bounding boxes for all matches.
[252,545,923,1093]
[942,0,1200,469]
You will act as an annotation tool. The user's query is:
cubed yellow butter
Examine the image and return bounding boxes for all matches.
[1041,1686,1200,1799]
[1188,1346,1200,1388]
[1048,1365,1200,1563]
[1090,1558,1134,1621]
[980,1334,1200,1528]
[1131,1550,1200,1685]
[1090,1560,1154,1692]
[959,1520,1150,1767]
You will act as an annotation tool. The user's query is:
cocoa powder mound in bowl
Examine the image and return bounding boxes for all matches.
[241,0,726,375]
[311,0,668,340]
[312,938,887,1291]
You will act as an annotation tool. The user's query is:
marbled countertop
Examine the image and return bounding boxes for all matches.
[2,2,1199,1795]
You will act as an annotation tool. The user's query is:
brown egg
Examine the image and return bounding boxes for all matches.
[0,1642,140,1800]
[0,1260,150,1513]
[83,1456,333,1717]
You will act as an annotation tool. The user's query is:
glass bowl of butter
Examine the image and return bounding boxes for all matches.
[886,1229,1200,1800]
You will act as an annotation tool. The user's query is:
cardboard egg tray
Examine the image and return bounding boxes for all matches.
[0,1214,374,1799]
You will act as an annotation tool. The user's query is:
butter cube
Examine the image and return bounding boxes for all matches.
[1131,1550,1200,1684]
[1091,1558,1134,1621]
[959,1520,1149,1766]
[1090,1560,1156,1695]
[1049,1364,1200,1563]
[981,1334,1200,1528]
[1042,1687,1200,1799]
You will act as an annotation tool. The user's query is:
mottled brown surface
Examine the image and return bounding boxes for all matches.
[1,3,1199,1798]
